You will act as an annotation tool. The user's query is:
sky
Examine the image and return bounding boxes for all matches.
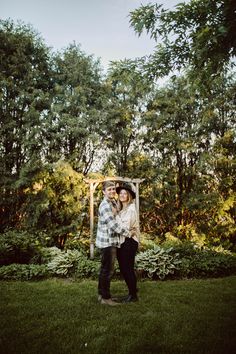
[1,0,181,71]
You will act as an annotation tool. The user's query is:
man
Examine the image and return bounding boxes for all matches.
[96,181,130,306]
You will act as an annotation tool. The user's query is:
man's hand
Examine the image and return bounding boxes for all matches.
[111,206,117,216]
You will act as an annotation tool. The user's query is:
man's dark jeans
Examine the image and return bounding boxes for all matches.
[98,246,117,299]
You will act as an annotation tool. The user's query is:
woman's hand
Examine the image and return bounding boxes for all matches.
[130,227,137,238]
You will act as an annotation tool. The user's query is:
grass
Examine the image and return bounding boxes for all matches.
[0,276,236,354]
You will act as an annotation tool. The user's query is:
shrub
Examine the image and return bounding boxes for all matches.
[75,258,100,279]
[46,249,99,278]
[38,246,62,264]
[47,250,82,276]
[135,246,181,280]
[175,249,236,278]
[64,236,90,256]
[136,241,236,280]
[0,264,48,280]
[0,230,44,265]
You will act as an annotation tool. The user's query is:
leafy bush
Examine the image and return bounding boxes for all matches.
[0,230,44,265]
[64,236,90,256]
[47,249,100,278]
[135,246,181,280]
[136,241,236,280]
[75,258,100,279]
[0,264,48,280]
[47,250,82,276]
[138,237,160,252]
[163,240,199,258]
[175,249,236,278]
[39,246,62,264]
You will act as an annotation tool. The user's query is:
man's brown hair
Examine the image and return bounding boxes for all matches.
[102,181,115,191]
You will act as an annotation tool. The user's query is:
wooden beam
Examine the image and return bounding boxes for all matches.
[85,176,145,184]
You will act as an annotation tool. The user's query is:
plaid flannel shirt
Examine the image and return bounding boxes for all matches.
[96,197,130,249]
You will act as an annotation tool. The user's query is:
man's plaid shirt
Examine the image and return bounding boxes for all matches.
[96,197,130,249]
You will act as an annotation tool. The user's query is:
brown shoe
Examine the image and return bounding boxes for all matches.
[100,298,120,306]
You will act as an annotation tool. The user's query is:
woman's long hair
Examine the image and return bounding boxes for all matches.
[117,190,134,211]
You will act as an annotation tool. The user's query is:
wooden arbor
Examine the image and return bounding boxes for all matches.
[85,176,144,258]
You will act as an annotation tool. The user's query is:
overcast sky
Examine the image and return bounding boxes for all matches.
[1,0,182,71]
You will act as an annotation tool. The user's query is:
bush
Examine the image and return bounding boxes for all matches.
[39,246,62,264]
[136,241,236,280]
[47,250,82,276]
[135,246,181,280]
[0,264,48,280]
[0,230,45,265]
[64,236,90,256]
[75,258,100,279]
[47,249,100,278]
[175,248,236,278]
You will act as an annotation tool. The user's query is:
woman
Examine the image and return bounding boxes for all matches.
[116,183,139,302]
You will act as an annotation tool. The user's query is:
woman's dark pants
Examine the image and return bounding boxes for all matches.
[117,238,138,297]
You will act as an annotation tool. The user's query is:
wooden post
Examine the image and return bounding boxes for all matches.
[135,183,140,241]
[89,183,94,259]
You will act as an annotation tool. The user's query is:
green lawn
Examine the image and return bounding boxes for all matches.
[1,276,236,354]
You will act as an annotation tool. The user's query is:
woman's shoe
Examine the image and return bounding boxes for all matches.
[122,294,138,303]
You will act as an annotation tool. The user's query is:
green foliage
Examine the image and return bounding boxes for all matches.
[47,249,82,276]
[47,43,104,173]
[75,257,100,279]
[175,248,236,278]
[0,230,45,265]
[130,0,236,78]
[0,17,236,253]
[162,241,236,278]
[0,264,48,280]
[0,19,53,231]
[64,235,90,256]
[21,161,88,246]
[47,249,99,278]
[136,246,181,279]
[136,241,236,279]
[101,59,151,175]
[139,74,236,249]
[38,246,62,263]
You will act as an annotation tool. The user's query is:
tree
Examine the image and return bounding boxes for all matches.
[0,19,53,230]
[130,0,236,77]
[44,44,105,174]
[20,161,88,248]
[138,72,236,247]
[100,59,151,175]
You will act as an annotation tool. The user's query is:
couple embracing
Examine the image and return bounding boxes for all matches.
[96,180,139,306]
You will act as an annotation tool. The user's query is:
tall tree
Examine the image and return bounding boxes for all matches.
[139,73,236,246]
[130,0,236,78]
[0,19,53,230]
[45,44,105,174]
[101,59,151,175]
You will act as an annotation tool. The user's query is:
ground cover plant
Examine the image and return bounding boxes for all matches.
[1,276,236,354]
[1,230,236,281]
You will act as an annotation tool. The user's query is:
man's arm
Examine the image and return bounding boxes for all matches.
[100,203,130,237]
